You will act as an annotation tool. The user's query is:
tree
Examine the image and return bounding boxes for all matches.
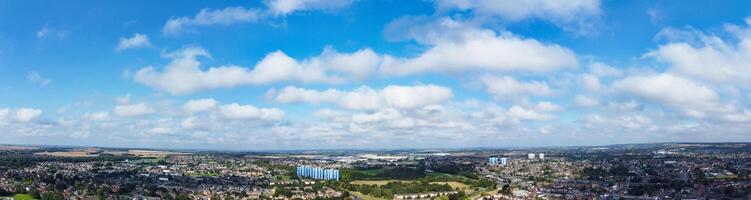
[372,187,382,197]
[500,185,512,195]
[448,191,465,200]
[28,189,41,199]
[41,192,65,200]
[175,193,190,200]
[0,188,12,196]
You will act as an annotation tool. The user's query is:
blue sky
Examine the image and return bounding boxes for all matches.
[1,0,751,150]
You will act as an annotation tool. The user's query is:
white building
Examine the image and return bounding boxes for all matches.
[500,157,508,165]
[539,153,545,160]
[528,153,535,160]
[488,157,499,165]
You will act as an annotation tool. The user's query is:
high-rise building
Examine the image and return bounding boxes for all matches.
[488,157,499,165]
[528,153,535,160]
[539,153,545,160]
[296,165,339,181]
[500,157,508,165]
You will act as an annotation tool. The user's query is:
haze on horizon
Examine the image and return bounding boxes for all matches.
[1,0,751,150]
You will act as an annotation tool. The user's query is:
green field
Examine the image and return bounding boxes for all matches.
[467,188,499,199]
[348,191,388,200]
[275,175,292,180]
[426,172,468,179]
[431,181,471,190]
[2,194,36,200]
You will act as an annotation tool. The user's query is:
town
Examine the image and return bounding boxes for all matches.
[1,143,749,200]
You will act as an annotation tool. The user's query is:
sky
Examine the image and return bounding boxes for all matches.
[1,0,751,150]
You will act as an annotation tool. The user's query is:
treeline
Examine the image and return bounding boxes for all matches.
[343,181,454,199]
[273,181,350,200]
[0,155,140,168]
[3,188,65,200]
[430,163,474,175]
[341,166,426,181]
[341,165,495,189]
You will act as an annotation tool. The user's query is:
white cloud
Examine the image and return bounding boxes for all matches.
[575,95,600,107]
[135,37,575,94]
[435,0,601,34]
[588,61,623,77]
[383,16,475,45]
[163,1,354,35]
[0,108,43,125]
[480,75,552,101]
[219,103,284,120]
[614,73,725,117]
[607,100,643,112]
[163,7,262,35]
[646,8,663,24]
[85,112,110,121]
[180,116,212,130]
[115,94,131,104]
[724,109,751,122]
[381,18,578,75]
[147,118,177,134]
[26,71,51,86]
[265,0,353,15]
[141,17,579,95]
[36,26,67,39]
[134,47,380,94]
[14,108,42,123]
[472,102,560,125]
[0,109,9,124]
[183,98,218,113]
[113,103,154,117]
[579,73,601,91]
[580,113,654,130]
[36,27,49,38]
[315,47,382,80]
[647,18,751,87]
[380,85,453,109]
[507,105,554,121]
[351,108,402,123]
[271,84,452,110]
[272,85,380,110]
[534,101,562,112]
[115,33,151,51]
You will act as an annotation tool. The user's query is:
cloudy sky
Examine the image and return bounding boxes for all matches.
[1,0,750,150]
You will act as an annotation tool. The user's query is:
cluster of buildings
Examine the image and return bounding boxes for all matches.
[488,152,545,166]
[2,143,750,199]
[527,153,544,160]
[488,157,508,165]
[295,165,340,181]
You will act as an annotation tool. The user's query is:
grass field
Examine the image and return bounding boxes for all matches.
[427,172,470,179]
[275,175,291,180]
[467,188,499,199]
[350,180,413,186]
[1,194,36,200]
[348,191,388,200]
[430,181,471,190]
[34,151,98,157]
